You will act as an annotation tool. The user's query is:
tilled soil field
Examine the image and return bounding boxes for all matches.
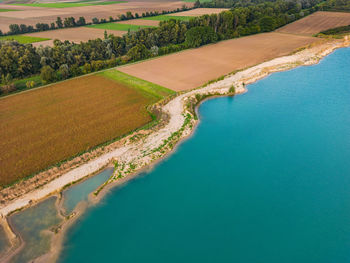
[171,8,229,16]
[119,32,319,91]
[0,1,192,33]
[276,11,350,36]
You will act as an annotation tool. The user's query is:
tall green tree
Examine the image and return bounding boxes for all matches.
[56,17,63,28]
[40,65,56,84]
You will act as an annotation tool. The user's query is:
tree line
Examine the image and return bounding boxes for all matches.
[318,0,350,11]
[0,0,328,94]
[0,6,191,36]
[200,0,325,9]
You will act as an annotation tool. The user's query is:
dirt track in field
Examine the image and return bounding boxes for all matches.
[0,1,192,33]
[171,8,229,16]
[25,27,125,45]
[276,11,350,36]
[119,32,319,91]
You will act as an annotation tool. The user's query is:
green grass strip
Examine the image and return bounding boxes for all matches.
[10,1,126,8]
[0,35,50,44]
[143,15,192,21]
[100,70,175,100]
[86,23,154,31]
[13,75,42,90]
[0,8,19,12]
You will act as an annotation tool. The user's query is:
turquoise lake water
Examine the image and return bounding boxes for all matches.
[59,48,350,263]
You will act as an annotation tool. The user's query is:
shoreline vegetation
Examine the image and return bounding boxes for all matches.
[1,35,349,263]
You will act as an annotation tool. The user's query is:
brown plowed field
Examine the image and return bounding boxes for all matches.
[0,74,157,186]
[24,27,125,45]
[117,19,160,26]
[119,32,319,91]
[171,8,229,16]
[276,11,350,36]
[0,1,192,33]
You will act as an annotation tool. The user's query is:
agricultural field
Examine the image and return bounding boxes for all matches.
[24,27,125,46]
[0,1,192,33]
[10,1,127,8]
[119,32,319,91]
[0,71,174,187]
[116,19,160,26]
[101,70,175,99]
[276,11,350,36]
[143,14,191,21]
[171,8,229,16]
[115,8,228,27]
[87,22,154,31]
[0,35,50,43]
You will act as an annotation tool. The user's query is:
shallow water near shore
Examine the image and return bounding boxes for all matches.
[9,197,61,263]
[56,47,350,263]
[62,168,113,215]
[0,225,9,255]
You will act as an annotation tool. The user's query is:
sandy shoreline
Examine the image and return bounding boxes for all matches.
[0,36,349,262]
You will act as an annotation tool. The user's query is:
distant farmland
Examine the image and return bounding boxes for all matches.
[276,11,350,36]
[0,1,192,33]
[87,22,154,31]
[170,8,229,16]
[9,1,127,8]
[0,72,174,187]
[24,27,125,46]
[143,15,191,21]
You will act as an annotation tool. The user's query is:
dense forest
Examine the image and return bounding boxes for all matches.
[0,0,345,94]
[200,0,324,9]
